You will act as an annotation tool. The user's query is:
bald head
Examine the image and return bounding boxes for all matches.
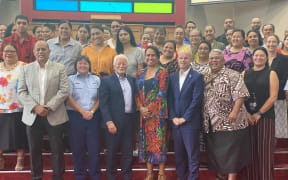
[251,18,261,31]
[33,40,50,65]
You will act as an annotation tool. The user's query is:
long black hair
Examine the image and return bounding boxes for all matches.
[116,26,137,54]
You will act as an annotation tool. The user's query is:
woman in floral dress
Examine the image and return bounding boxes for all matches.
[136,46,169,180]
[0,43,26,171]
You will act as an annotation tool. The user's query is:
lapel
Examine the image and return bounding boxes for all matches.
[180,68,193,96]
[31,62,40,93]
[112,73,125,102]
[174,72,180,98]
[44,61,53,96]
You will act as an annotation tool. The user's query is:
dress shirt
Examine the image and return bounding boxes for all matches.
[47,37,82,75]
[284,80,288,91]
[37,61,49,105]
[67,72,100,111]
[179,67,191,91]
[115,73,133,113]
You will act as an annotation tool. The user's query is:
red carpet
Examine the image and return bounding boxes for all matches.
[0,139,288,179]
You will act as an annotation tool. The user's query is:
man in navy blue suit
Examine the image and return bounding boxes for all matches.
[99,54,137,180]
[168,50,204,180]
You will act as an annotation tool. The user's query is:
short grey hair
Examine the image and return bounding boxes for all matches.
[209,49,224,59]
[113,54,129,65]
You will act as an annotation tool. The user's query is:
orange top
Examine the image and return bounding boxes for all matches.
[82,45,117,76]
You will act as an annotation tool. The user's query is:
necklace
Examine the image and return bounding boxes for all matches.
[3,62,18,71]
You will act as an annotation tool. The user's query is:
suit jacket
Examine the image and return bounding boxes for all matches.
[99,73,137,128]
[168,68,204,129]
[18,60,69,126]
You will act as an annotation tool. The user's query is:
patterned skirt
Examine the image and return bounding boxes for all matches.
[139,117,167,164]
[275,99,288,138]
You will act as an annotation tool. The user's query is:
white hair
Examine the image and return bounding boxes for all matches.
[209,49,224,59]
[113,54,129,66]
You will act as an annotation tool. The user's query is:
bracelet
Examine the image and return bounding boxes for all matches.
[256,111,262,116]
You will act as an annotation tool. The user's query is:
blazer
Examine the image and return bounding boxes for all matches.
[168,68,204,129]
[99,73,137,128]
[18,60,69,126]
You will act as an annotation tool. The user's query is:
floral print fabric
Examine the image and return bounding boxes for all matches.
[136,66,169,164]
[0,62,25,113]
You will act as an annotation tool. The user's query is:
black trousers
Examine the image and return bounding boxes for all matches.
[26,116,65,180]
[105,113,136,180]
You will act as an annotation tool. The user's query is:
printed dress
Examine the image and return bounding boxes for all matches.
[136,66,169,164]
[224,47,253,73]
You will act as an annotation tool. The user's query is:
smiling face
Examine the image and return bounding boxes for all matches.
[111,21,121,37]
[198,43,210,59]
[154,29,165,45]
[114,56,128,75]
[162,42,175,58]
[34,26,43,40]
[177,51,192,71]
[41,26,54,41]
[34,41,50,64]
[266,35,278,52]
[231,31,244,48]
[262,24,274,38]
[3,45,18,65]
[225,29,233,45]
[104,29,111,41]
[145,48,159,67]
[185,22,196,37]
[247,31,259,48]
[91,28,104,46]
[0,25,7,39]
[77,59,90,75]
[141,34,151,46]
[253,49,267,68]
[189,30,201,47]
[59,23,72,41]
[204,26,215,42]
[209,51,225,74]
[174,27,185,44]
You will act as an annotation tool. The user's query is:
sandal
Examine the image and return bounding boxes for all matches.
[144,172,154,180]
[15,156,25,171]
[158,173,166,180]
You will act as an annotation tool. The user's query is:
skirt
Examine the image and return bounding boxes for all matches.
[0,112,27,151]
[274,99,288,138]
[207,127,250,174]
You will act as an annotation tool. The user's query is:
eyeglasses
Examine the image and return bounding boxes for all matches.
[3,50,16,53]
[111,25,120,29]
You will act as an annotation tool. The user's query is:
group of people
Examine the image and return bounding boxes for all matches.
[0,13,288,180]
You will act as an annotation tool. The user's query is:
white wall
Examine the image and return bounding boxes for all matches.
[186,0,288,40]
[0,0,21,25]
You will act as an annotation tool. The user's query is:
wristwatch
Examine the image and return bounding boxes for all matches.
[90,110,94,114]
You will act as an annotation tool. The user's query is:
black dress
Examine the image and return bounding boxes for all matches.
[244,66,275,180]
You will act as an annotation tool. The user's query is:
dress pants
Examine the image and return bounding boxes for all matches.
[26,116,65,180]
[105,113,135,180]
[173,128,200,180]
[68,110,101,180]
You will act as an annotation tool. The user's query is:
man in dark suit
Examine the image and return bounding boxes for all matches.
[99,54,137,180]
[168,50,204,180]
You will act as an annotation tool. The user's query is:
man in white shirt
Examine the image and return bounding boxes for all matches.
[18,41,69,180]
[168,50,204,180]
